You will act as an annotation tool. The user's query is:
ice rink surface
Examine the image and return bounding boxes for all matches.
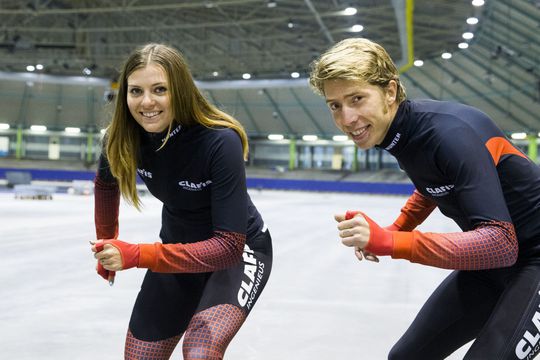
[0,189,472,359]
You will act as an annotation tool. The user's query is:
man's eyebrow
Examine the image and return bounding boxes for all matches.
[325,91,357,104]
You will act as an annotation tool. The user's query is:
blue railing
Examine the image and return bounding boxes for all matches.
[0,167,414,195]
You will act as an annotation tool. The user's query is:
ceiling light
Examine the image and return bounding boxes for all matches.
[212,71,219,77]
[242,73,251,80]
[26,65,35,72]
[511,132,527,140]
[466,17,479,25]
[290,72,300,78]
[30,125,47,132]
[441,52,452,59]
[413,59,424,67]
[332,135,349,141]
[0,123,10,130]
[268,134,284,141]
[302,135,318,141]
[65,127,81,134]
[83,67,92,75]
[351,24,363,32]
[472,0,485,6]
[462,32,474,40]
[458,42,469,49]
[344,7,357,15]
[287,21,294,28]
[35,64,44,70]
[267,1,277,8]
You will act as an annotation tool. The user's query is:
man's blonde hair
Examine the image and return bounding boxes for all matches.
[309,38,406,102]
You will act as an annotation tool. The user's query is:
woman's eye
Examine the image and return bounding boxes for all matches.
[329,103,340,111]
[352,96,362,103]
[129,88,142,96]
[155,86,167,94]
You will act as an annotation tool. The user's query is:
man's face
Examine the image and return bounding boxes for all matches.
[323,79,397,150]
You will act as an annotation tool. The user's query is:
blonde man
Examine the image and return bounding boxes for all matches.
[311,38,540,360]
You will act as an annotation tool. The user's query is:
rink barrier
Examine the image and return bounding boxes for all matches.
[246,177,414,195]
[0,168,415,195]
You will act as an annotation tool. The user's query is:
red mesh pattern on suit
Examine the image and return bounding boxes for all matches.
[387,190,437,231]
[182,304,246,360]
[139,231,246,273]
[94,176,120,239]
[393,220,518,270]
[124,328,181,360]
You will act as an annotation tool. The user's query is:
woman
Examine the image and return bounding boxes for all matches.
[91,43,272,359]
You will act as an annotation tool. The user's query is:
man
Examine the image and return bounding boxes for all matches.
[309,37,540,360]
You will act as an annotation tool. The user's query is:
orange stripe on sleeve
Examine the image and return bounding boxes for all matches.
[485,137,527,166]
[392,221,518,270]
[389,190,437,231]
[138,231,246,273]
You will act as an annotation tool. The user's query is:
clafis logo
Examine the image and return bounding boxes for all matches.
[237,244,265,310]
[515,291,540,359]
[425,184,454,197]
[137,168,152,179]
[178,179,212,191]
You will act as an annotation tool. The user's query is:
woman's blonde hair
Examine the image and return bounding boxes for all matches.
[105,43,249,209]
[309,38,406,102]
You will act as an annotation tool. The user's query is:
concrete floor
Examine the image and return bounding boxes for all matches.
[0,189,472,359]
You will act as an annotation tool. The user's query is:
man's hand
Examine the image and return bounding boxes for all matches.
[335,211,379,262]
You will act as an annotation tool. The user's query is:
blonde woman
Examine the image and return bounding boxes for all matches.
[91,43,272,359]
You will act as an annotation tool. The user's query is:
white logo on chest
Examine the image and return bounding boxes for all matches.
[178,179,212,191]
[425,184,454,197]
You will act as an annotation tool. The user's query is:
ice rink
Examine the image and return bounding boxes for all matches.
[0,189,472,359]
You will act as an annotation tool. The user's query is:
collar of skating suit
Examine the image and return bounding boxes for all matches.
[376,100,410,156]
[143,123,184,149]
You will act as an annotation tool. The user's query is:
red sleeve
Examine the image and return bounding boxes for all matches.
[137,231,245,273]
[391,220,518,270]
[94,176,120,239]
[386,190,437,231]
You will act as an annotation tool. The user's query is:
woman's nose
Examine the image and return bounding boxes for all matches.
[140,92,155,106]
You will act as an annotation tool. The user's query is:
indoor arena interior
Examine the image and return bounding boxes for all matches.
[1,1,540,359]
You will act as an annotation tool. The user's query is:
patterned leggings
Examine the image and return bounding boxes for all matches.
[124,304,246,360]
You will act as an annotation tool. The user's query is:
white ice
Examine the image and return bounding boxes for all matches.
[0,190,471,359]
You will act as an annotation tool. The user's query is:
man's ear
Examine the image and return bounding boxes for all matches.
[386,80,398,103]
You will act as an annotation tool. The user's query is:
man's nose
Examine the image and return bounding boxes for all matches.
[341,105,357,126]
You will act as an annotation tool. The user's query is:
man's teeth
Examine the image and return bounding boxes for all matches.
[351,127,367,136]
[142,111,159,117]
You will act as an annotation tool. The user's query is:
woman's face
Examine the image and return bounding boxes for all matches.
[127,64,173,133]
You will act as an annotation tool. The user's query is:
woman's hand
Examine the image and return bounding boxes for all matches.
[91,240,123,271]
